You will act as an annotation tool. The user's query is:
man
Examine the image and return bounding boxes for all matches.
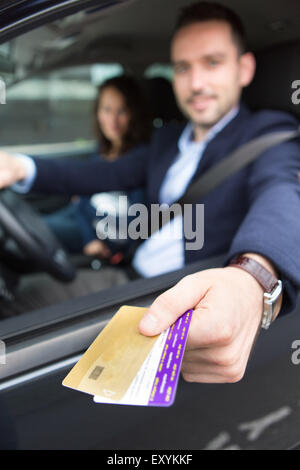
[0,2,299,383]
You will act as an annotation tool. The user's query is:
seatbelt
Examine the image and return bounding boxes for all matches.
[118,128,300,266]
[177,129,300,206]
[128,128,300,255]
[118,128,300,265]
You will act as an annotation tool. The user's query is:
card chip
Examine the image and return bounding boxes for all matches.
[89,366,104,381]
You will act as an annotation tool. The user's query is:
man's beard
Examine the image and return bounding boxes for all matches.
[185,93,231,129]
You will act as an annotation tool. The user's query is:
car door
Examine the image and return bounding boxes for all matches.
[1,251,300,450]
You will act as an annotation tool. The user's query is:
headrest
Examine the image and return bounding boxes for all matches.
[142,77,184,124]
[243,41,300,120]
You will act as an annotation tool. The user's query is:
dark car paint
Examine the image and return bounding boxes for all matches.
[1,285,300,450]
[0,255,300,450]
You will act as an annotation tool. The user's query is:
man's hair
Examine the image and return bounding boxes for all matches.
[94,75,152,156]
[174,1,248,55]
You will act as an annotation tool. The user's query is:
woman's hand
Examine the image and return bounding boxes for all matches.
[83,239,112,259]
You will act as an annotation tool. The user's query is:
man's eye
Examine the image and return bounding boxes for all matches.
[208,59,220,67]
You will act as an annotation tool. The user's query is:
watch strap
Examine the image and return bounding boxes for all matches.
[228,255,278,293]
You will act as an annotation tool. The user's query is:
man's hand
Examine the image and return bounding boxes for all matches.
[139,254,278,383]
[0,151,27,189]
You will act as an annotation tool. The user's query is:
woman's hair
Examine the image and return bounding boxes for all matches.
[94,75,152,157]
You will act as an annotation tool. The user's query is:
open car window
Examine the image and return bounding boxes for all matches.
[0,3,181,343]
[0,5,137,332]
[0,0,299,338]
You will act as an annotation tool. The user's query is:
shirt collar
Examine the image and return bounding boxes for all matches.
[178,105,240,153]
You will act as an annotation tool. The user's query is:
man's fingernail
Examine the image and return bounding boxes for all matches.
[140,313,159,335]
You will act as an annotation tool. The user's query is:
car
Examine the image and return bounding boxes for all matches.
[0,0,299,451]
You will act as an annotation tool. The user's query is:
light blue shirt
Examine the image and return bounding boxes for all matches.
[133,107,239,277]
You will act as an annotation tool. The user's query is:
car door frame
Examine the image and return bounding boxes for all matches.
[0,0,138,44]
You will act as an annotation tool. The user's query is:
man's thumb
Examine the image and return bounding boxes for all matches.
[139,276,202,336]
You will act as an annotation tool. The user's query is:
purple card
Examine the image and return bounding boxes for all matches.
[148,309,193,407]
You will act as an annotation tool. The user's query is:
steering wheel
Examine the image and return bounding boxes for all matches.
[0,189,76,282]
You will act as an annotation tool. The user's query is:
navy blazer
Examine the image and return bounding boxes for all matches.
[32,104,300,315]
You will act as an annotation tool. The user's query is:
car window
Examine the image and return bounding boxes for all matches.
[0,3,200,331]
[0,1,185,332]
[0,9,141,326]
[144,63,173,82]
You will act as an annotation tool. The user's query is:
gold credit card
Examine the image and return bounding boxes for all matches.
[62,306,159,401]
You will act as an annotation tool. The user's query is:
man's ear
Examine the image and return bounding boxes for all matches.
[239,52,256,88]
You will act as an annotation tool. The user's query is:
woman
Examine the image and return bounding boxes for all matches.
[44,75,152,260]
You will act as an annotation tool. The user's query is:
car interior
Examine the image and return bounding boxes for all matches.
[0,0,299,319]
[0,0,299,450]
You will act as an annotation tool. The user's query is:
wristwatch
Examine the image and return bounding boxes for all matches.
[228,255,283,330]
